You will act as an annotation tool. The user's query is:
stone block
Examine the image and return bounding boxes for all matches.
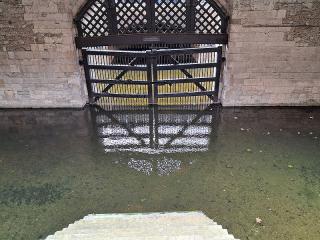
[10,65,20,73]
[4,90,15,99]
[0,79,5,88]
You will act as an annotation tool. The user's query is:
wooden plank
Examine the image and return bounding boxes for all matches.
[92,93,149,98]
[90,79,149,85]
[88,65,147,71]
[86,49,147,57]
[157,91,215,98]
[157,63,218,71]
[154,77,216,85]
[75,33,228,48]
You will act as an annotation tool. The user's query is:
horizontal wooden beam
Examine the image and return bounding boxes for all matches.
[155,77,217,85]
[90,79,149,85]
[89,77,216,85]
[92,92,148,98]
[157,91,216,98]
[75,33,228,48]
[157,63,218,71]
[88,65,147,71]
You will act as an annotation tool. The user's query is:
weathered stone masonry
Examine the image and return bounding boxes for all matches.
[222,0,320,106]
[0,0,87,108]
[0,0,319,108]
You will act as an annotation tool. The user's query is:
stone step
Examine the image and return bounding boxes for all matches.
[48,231,236,240]
[46,212,239,240]
[63,222,218,231]
[66,214,216,229]
[84,212,208,218]
[54,225,228,237]
[47,236,234,240]
[83,212,214,222]
[56,212,216,233]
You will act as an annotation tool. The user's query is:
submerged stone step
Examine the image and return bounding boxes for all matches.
[54,226,227,237]
[46,212,239,240]
[48,235,235,240]
[67,214,216,229]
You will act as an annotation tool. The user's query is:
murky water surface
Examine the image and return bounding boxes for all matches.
[0,106,319,240]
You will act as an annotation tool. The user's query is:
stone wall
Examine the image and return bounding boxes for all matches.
[0,0,87,108]
[0,0,319,108]
[222,0,320,106]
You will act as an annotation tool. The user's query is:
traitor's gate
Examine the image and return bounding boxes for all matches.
[75,0,228,106]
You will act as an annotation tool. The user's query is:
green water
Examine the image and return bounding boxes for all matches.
[0,106,319,240]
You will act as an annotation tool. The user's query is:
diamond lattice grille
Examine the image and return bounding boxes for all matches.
[77,0,227,37]
[155,0,187,33]
[115,0,148,34]
[195,0,223,34]
[80,0,110,37]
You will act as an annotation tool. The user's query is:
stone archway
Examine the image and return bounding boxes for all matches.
[73,0,229,106]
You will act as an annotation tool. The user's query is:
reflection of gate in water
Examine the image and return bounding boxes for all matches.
[92,105,219,175]
[93,105,218,154]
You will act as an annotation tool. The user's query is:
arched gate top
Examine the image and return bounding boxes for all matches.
[75,0,228,48]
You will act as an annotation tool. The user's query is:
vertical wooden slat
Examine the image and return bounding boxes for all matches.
[154,105,159,148]
[214,46,223,102]
[186,0,196,33]
[152,51,158,105]
[82,49,94,104]
[221,16,229,34]
[148,107,154,148]
[146,50,154,105]
[146,0,155,33]
[150,0,156,32]
[108,0,118,34]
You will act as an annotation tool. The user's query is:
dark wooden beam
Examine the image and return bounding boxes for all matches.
[75,33,228,48]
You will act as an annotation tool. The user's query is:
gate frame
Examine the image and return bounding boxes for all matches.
[74,0,229,105]
[83,46,223,105]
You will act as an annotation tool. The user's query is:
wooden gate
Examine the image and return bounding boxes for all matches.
[83,46,222,105]
[75,0,228,106]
